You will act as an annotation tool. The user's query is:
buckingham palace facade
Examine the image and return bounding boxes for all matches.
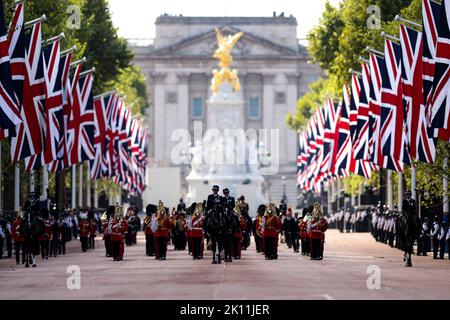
[130,13,322,205]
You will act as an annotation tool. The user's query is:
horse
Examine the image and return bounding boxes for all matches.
[396,213,421,267]
[204,206,228,264]
[20,210,44,268]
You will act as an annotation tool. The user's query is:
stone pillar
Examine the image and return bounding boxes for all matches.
[152,72,167,161]
[411,163,417,200]
[286,74,300,164]
[444,157,448,220]
[30,171,35,193]
[71,166,76,209]
[79,163,83,208]
[177,73,190,132]
[387,170,393,210]
[398,172,403,211]
[86,162,91,208]
[14,164,20,212]
[262,74,275,131]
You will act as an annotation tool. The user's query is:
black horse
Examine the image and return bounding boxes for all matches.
[396,213,421,267]
[204,207,228,264]
[19,201,44,268]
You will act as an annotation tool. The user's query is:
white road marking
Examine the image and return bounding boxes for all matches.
[322,294,336,300]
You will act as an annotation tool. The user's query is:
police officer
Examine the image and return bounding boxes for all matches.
[417,217,430,256]
[431,216,440,259]
[438,222,447,260]
[402,190,416,215]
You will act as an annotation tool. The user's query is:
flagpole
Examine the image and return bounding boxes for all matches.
[93,180,98,209]
[79,163,83,208]
[444,157,449,222]
[14,164,20,212]
[30,171,35,194]
[398,172,403,211]
[86,162,91,209]
[42,165,49,207]
[71,166,76,210]
[387,170,393,210]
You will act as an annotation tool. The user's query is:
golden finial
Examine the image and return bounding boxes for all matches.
[211,28,244,93]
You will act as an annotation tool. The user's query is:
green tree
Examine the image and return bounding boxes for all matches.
[76,0,133,95]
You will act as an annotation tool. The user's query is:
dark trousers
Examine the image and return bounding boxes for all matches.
[0,237,3,259]
[14,241,25,264]
[155,236,168,259]
[175,233,186,250]
[145,234,155,256]
[291,235,299,252]
[104,236,112,256]
[40,240,49,258]
[285,232,292,248]
[89,236,95,250]
[448,240,450,260]
[310,238,322,259]
[264,236,277,259]
[125,232,132,246]
[388,232,395,247]
[112,240,121,260]
[232,236,241,258]
[80,236,88,252]
[50,238,59,257]
[243,232,250,249]
[192,237,203,258]
[432,237,439,258]
[255,234,261,252]
[59,239,66,255]
[439,239,446,259]
[224,234,233,260]
[6,236,12,258]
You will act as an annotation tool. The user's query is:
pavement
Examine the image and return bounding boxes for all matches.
[0,230,449,300]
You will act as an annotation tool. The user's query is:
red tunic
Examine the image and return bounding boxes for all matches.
[190,216,204,238]
[79,220,90,238]
[143,216,153,236]
[307,218,328,240]
[39,219,52,241]
[263,215,282,238]
[155,217,172,238]
[299,220,307,239]
[12,219,24,242]
[111,220,125,241]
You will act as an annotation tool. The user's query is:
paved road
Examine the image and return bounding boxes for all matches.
[1,230,449,300]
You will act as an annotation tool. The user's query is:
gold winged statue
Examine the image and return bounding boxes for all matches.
[211,28,244,93]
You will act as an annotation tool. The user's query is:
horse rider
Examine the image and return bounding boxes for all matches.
[206,185,223,213]
[143,204,157,257]
[222,188,235,262]
[403,190,417,215]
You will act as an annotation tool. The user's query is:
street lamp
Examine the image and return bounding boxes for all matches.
[282,175,287,203]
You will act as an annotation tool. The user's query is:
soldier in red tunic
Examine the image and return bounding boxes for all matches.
[189,202,205,260]
[153,201,172,260]
[120,213,128,260]
[39,208,52,259]
[101,206,114,257]
[262,203,282,260]
[78,211,90,252]
[232,205,247,259]
[111,206,126,261]
[143,204,157,256]
[88,211,97,250]
[12,212,25,265]
[307,203,328,260]
[299,208,310,256]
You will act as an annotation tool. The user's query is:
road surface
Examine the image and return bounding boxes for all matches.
[1,230,449,300]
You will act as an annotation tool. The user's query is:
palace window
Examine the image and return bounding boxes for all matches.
[275,92,286,104]
[249,97,261,119]
[192,97,204,118]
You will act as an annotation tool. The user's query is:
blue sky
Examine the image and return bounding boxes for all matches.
[108,0,341,46]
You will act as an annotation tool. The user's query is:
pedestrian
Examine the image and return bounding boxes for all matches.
[50,214,60,258]
[417,217,430,256]
[283,209,299,253]
[59,214,70,255]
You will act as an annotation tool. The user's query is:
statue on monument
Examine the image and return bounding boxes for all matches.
[211,28,243,93]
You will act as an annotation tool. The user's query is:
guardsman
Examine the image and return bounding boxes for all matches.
[253,205,265,254]
[39,208,52,260]
[307,203,328,260]
[153,201,172,260]
[174,213,187,251]
[299,208,308,256]
[102,206,114,257]
[11,212,25,264]
[190,202,205,260]
[78,211,90,252]
[231,204,246,259]
[88,211,97,250]
[120,211,129,260]
[262,203,282,260]
[143,204,157,256]
[111,206,126,261]
[237,196,252,250]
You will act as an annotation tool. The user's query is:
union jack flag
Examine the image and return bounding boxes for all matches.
[400,24,436,164]
[48,52,73,172]
[25,39,64,171]
[90,93,114,180]
[369,53,403,172]
[332,86,352,177]
[353,63,371,161]
[0,0,21,139]
[381,38,411,166]
[66,65,95,166]
[319,98,337,183]
[431,0,450,141]
[104,95,121,177]
[10,21,46,163]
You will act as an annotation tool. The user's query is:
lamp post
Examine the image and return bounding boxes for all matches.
[282,175,287,203]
